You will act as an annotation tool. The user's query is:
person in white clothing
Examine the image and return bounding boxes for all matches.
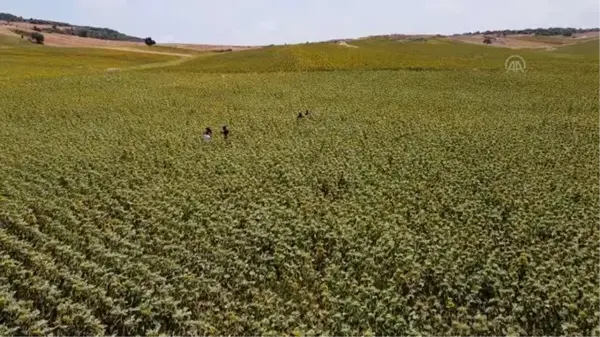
[203,127,212,141]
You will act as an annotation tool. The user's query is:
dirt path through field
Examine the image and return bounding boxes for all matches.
[106,54,200,72]
[99,47,193,57]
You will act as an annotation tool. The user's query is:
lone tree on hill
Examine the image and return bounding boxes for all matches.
[144,37,156,46]
[483,37,492,44]
[31,32,44,44]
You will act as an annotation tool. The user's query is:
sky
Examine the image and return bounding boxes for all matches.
[1,0,598,45]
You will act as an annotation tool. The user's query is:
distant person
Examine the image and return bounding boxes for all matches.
[305,110,311,117]
[221,126,230,139]
[297,112,304,119]
[203,127,212,141]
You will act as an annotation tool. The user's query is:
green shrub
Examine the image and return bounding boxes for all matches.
[31,32,44,44]
[144,37,156,46]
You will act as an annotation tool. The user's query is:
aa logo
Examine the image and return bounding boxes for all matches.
[505,55,526,73]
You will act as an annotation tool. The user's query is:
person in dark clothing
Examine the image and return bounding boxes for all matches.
[203,127,212,141]
[221,126,230,139]
[297,112,304,119]
[305,110,310,117]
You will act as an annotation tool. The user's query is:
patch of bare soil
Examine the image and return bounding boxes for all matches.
[0,21,260,55]
[161,43,258,51]
[1,21,63,31]
[357,34,436,40]
[450,33,600,49]
[1,22,136,46]
[42,34,142,48]
[0,25,19,37]
[450,35,548,48]
[337,41,358,48]
[101,47,193,57]
[574,31,600,39]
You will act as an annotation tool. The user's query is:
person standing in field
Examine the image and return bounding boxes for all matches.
[203,127,212,141]
[221,126,230,140]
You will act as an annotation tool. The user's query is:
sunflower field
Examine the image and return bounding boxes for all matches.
[0,36,598,335]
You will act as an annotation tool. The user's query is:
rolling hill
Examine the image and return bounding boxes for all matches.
[551,38,600,57]
[150,36,599,74]
[0,12,143,42]
[0,12,256,54]
[0,34,179,80]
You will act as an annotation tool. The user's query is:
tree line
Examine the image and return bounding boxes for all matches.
[462,27,600,37]
[1,12,70,27]
[1,12,144,42]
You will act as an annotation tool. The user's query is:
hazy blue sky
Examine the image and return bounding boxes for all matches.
[1,0,598,45]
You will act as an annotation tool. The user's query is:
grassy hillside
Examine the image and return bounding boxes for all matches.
[0,35,598,336]
[155,37,598,74]
[0,34,29,46]
[514,35,578,45]
[0,35,178,80]
[552,38,600,58]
